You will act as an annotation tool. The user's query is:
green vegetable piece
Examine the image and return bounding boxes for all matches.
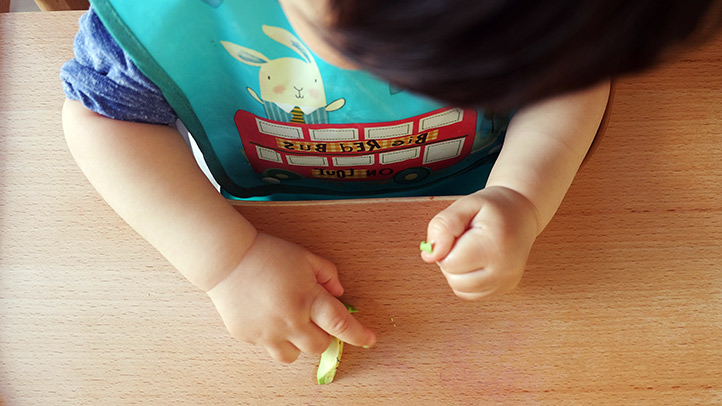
[317,337,344,385]
[419,241,434,253]
[317,302,356,384]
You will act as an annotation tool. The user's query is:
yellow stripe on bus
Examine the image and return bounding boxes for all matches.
[276,130,439,154]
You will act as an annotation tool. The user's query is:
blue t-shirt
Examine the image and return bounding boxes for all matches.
[61,8,177,125]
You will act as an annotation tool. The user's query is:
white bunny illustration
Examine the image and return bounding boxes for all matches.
[221,25,345,124]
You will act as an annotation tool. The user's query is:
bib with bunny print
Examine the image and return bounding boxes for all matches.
[91,0,511,198]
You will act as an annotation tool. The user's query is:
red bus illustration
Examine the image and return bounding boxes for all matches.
[234,107,478,185]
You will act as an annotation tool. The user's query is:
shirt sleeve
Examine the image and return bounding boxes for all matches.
[60,7,178,125]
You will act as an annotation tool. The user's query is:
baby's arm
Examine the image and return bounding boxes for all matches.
[422,80,611,299]
[62,100,375,362]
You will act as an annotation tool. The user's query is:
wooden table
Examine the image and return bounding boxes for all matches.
[2,11,721,405]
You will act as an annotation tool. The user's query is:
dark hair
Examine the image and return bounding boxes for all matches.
[324,0,722,109]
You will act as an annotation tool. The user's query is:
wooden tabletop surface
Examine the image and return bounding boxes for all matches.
[1,11,721,406]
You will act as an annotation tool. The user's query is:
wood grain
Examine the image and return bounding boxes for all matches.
[1,11,721,406]
[33,0,88,11]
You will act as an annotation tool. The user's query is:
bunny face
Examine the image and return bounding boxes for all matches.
[257,57,328,110]
[222,25,345,116]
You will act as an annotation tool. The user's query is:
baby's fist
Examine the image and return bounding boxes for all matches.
[422,186,540,300]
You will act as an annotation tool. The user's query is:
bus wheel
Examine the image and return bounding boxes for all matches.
[262,168,303,183]
[394,167,431,184]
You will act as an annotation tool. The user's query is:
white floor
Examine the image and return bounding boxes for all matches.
[9,0,40,12]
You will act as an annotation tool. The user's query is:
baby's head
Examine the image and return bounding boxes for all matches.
[281,0,722,109]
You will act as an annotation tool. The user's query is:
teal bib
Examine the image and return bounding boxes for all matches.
[91,0,510,198]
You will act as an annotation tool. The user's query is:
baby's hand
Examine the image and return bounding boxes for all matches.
[422,186,540,300]
[206,232,376,363]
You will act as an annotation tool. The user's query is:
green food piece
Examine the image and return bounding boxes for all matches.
[419,241,434,253]
[317,302,356,384]
[317,336,344,385]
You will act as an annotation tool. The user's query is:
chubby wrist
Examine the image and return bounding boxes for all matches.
[161,206,259,293]
[476,185,543,236]
[195,223,259,293]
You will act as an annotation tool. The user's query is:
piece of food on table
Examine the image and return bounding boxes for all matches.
[419,241,434,253]
[316,302,358,384]
[317,336,344,384]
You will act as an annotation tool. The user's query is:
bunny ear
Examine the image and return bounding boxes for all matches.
[262,25,316,65]
[221,41,270,66]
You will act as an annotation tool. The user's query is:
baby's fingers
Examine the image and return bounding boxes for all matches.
[309,288,376,348]
[436,228,494,297]
[265,341,301,364]
[308,253,344,297]
[290,324,333,356]
[437,227,490,275]
[424,197,485,262]
[439,228,522,299]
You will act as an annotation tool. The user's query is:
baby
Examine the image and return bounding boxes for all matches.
[61,0,721,363]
